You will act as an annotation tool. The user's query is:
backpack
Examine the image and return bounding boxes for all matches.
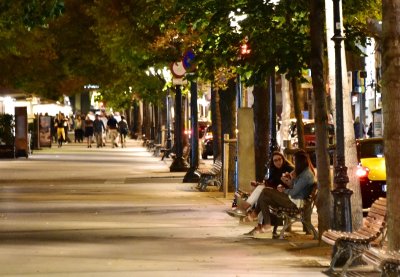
[119,120,128,135]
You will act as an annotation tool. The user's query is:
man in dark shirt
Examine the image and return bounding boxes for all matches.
[107,114,119,148]
[93,114,105,148]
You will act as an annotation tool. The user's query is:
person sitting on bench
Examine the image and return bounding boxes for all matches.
[240,151,294,236]
[244,150,315,236]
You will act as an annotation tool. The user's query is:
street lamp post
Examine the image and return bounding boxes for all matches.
[269,74,279,156]
[166,90,172,157]
[170,85,189,172]
[183,79,200,182]
[331,0,353,232]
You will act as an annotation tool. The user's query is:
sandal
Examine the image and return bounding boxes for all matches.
[243,227,260,236]
[226,208,247,218]
[244,225,267,236]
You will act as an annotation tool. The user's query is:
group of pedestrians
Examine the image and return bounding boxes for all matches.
[54,112,129,149]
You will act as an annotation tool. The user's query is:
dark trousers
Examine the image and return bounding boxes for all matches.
[255,188,297,225]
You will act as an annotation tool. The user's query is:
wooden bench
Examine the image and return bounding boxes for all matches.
[322,197,387,276]
[153,144,162,157]
[269,182,319,239]
[362,245,400,276]
[160,146,172,160]
[194,159,223,191]
[144,140,155,151]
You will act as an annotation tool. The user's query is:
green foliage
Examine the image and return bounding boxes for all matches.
[0,0,383,108]
[343,0,382,54]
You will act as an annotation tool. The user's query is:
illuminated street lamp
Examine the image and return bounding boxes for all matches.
[331,0,353,232]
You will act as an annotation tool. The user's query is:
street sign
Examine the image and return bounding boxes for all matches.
[182,49,196,72]
[170,61,186,78]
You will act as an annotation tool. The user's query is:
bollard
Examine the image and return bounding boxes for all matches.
[223,134,230,198]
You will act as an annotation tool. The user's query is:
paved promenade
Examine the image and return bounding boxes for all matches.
[0,139,377,276]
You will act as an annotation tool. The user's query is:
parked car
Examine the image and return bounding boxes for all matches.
[356,137,386,211]
[289,120,335,147]
[201,126,213,159]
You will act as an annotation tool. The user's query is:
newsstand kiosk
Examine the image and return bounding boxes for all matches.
[14,106,29,158]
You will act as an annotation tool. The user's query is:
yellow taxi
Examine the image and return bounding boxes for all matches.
[355,138,386,210]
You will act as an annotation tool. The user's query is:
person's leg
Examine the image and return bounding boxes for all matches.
[111,130,115,148]
[245,184,265,207]
[57,128,62,147]
[95,133,100,147]
[99,132,103,147]
[256,188,296,226]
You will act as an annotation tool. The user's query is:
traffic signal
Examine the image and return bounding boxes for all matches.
[240,43,251,56]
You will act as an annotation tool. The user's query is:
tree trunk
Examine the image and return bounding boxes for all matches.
[291,77,305,149]
[252,80,269,181]
[280,74,291,149]
[143,100,151,139]
[382,0,400,251]
[211,83,222,160]
[219,78,237,192]
[132,100,140,138]
[310,0,332,240]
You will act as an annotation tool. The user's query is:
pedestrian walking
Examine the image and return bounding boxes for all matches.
[107,114,119,148]
[367,122,374,138]
[353,117,365,139]
[118,116,129,148]
[64,116,71,143]
[100,113,108,146]
[93,114,105,148]
[74,115,84,143]
[54,113,66,148]
[84,115,94,148]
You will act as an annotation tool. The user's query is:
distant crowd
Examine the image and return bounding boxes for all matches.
[46,112,129,149]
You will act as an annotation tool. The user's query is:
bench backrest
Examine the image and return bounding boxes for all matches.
[359,197,387,241]
[210,160,223,174]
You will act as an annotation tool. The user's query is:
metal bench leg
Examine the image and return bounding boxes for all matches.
[341,247,362,277]
[279,214,295,239]
[381,263,399,277]
[199,177,209,191]
[324,243,346,274]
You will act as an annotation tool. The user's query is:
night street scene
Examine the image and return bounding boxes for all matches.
[0,1,399,276]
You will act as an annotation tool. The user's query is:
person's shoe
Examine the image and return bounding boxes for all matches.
[226,208,247,218]
[253,232,272,239]
[272,232,280,239]
[243,227,259,236]
[243,225,268,236]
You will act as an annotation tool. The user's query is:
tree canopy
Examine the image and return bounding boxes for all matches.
[0,0,381,108]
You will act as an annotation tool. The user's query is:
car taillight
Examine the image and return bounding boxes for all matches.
[356,166,369,178]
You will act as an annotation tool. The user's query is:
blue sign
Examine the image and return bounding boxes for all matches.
[182,49,196,72]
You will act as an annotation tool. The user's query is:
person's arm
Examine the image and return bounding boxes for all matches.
[284,170,314,198]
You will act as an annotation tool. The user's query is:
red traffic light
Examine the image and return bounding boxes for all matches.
[240,43,251,56]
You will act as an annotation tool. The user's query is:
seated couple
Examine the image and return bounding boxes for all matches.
[234,150,316,237]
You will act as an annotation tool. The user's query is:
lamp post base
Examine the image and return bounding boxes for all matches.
[332,188,353,232]
[170,157,190,172]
